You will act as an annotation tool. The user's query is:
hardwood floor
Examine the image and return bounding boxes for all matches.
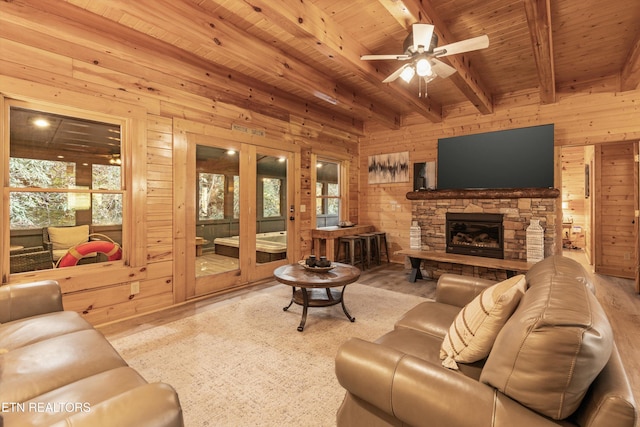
[99,254,640,415]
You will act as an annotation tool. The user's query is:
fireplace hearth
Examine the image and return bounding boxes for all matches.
[446,213,504,259]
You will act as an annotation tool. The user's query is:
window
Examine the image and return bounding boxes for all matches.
[315,160,341,227]
[199,173,226,220]
[92,164,122,225]
[6,104,124,272]
[9,157,77,228]
[262,178,282,217]
[196,146,240,222]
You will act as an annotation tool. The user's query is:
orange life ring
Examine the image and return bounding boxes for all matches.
[57,240,122,267]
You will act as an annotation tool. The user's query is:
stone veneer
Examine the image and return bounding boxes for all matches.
[411,197,558,280]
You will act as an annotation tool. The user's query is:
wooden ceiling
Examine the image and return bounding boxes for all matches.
[5,0,640,135]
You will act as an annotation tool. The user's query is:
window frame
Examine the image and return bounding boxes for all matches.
[2,97,141,282]
[311,154,349,228]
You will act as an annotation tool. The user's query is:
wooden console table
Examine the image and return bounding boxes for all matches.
[395,249,535,282]
[311,225,374,260]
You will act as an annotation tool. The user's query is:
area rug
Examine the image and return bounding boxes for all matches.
[108,283,428,426]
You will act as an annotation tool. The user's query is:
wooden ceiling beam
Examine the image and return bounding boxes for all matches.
[378,0,494,114]
[0,0,365,136]
[241,0,442,124]
[523,0,556,104]
[621,35,640,91]
[99,0,401,130]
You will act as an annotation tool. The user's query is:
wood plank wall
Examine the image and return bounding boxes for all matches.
[0,6,360,324]
[361,89,640,263]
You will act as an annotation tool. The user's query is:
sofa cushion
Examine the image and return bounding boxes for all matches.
[394,300,461,339]
[0,329,127,403]
[378,328,485,380]
[0,311,92,351]
[480,264,613,420]
[440,274,526,370]
[2,367,148,426]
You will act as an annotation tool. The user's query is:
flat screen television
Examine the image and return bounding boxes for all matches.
[436,124,554,190]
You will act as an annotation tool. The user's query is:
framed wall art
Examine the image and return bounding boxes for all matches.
[368,151,409,184]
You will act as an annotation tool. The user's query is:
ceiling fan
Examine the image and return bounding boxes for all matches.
[361,23,489,95]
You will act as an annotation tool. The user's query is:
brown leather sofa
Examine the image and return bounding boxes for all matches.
[0,280,183,426]
[335,255,637,426]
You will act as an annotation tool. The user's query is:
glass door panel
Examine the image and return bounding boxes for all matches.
[194,145,240,280]
[256,153,288,265]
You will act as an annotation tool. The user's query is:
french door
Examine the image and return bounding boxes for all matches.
[174,120,298,299]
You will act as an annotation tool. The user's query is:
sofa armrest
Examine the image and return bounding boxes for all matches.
[336,338,557,427]
[0,280,63,323]
[50,383,183,427]
[435,273,496,307]
[572,343,637,427]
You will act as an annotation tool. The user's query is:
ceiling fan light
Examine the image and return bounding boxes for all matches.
[399,66,415,83]
[416,58,432,77]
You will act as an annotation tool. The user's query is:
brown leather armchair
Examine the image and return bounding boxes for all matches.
[335,256,637,426]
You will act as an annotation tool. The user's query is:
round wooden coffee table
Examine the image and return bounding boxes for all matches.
[273,262,361,332]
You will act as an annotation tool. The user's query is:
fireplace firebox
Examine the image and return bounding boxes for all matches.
[446,213,504,259]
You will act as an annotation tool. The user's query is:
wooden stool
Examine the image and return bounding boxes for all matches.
[373,231,389,263]
[358,233,379,269]
[337,236,364,268]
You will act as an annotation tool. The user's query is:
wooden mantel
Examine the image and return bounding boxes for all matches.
[406,188,561,200]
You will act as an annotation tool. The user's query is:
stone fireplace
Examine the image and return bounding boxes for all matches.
[407,188,560,279]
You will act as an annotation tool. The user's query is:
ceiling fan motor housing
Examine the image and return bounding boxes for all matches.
[404,32,438,54]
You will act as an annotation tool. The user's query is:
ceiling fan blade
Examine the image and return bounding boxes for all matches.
[434,34,489,57]
[382,64,410,83]
[412,23,435,52]
[431,59,457,78]
[361,54,411,61]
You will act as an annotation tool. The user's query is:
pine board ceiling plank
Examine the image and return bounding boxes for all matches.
[238,0,441,124]
[89,0,400,129]
[432,0,536,98]
[6,0,638,129]
[1,0,364,135]
[551,0,640,85]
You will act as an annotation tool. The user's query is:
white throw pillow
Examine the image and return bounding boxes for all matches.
[440,274,526,370]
